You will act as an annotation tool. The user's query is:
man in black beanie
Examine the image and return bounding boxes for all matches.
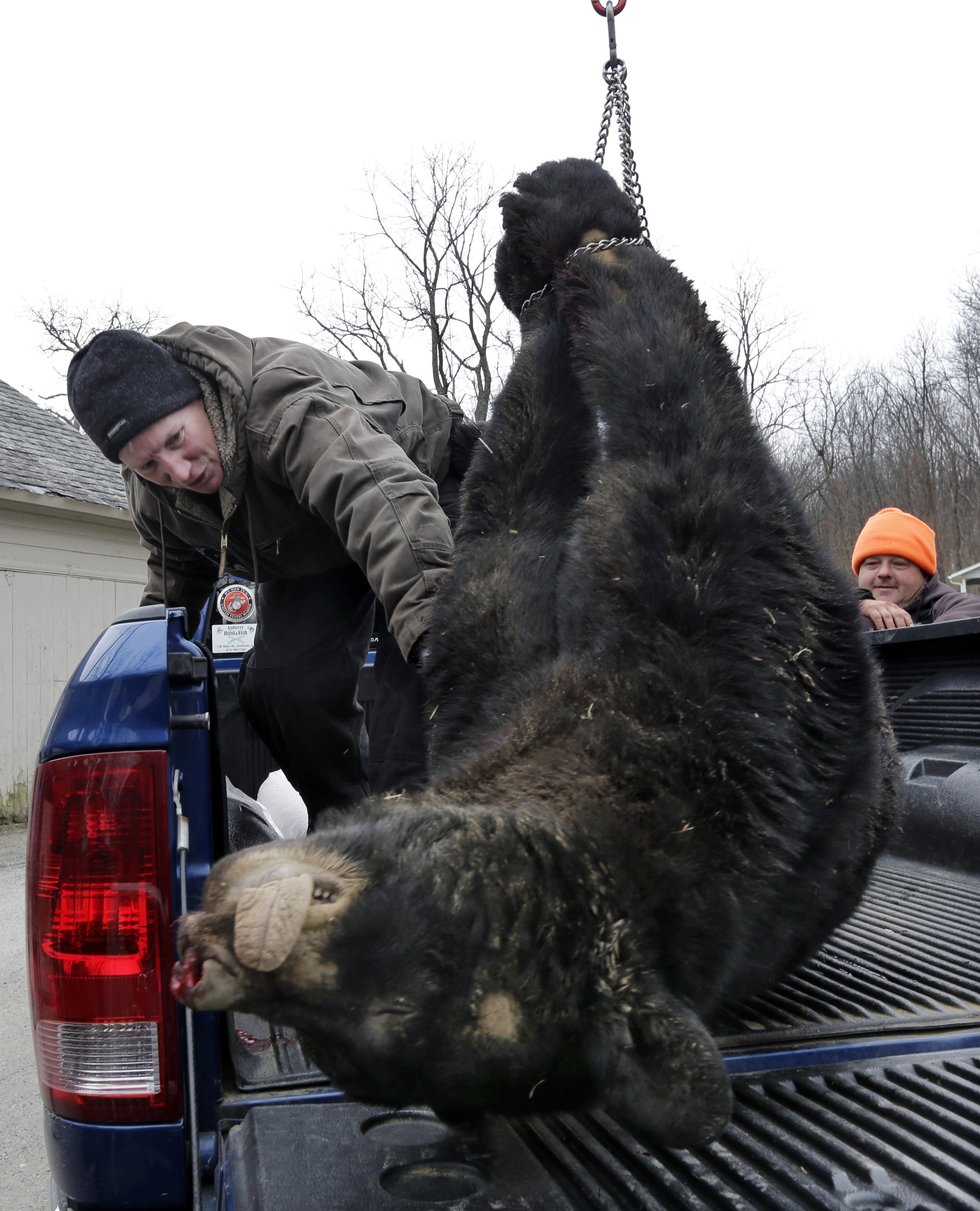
[67,329,204,461]
[67,323,478,817]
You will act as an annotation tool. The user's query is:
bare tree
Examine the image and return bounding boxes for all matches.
[29,297,160,355]
[298,149,516,422]
[27,297,161,403]
[782,303,980,577]
[950,270,980,414]
[716,265,813,444]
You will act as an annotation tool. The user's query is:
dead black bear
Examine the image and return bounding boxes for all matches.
[172,158,897,1149]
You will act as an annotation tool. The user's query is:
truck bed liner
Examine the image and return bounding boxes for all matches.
[225,1049,980,1210]
[713,856,980,1048]
[518,1051,980,1211]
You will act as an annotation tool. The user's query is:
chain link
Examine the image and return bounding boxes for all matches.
[594,4,650,243]
[519,237,650,316]
[569,235,649,259]
[594,85,615,166]
[518,3,650,318]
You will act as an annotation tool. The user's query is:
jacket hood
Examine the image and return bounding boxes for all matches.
[152,323,255,507]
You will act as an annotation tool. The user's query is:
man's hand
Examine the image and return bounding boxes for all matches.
[859,598,914,630]
[408,633,428,667]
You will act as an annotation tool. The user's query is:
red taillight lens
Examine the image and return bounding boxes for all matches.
[26,751,182,1123]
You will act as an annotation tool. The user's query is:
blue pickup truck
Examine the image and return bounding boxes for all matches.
[25,589,980,1210]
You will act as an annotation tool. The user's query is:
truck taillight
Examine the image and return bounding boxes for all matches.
[26,751,182,1123]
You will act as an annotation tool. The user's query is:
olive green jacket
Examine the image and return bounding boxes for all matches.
[124,323,458,657]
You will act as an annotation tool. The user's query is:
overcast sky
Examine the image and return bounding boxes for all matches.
[3,0,978,411]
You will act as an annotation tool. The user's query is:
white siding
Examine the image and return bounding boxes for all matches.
[0,490,147,823]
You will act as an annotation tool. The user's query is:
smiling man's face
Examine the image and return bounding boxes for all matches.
[857,554,927,608]
[119,400,223,494]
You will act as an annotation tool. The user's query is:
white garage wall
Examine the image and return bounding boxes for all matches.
[0,489,146,823]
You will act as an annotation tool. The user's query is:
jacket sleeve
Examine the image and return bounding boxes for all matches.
[261,393,454,659]
[930,585,980,623]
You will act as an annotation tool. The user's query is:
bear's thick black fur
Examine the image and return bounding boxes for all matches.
[174,159,897,1149]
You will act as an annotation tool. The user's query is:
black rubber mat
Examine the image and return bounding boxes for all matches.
[712,857,980,1046]
[225,1051,980,1210]
[871,620,980,750]
[516,1051,980,1210]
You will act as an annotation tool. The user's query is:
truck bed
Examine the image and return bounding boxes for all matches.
[220,854,980,1210]
[31,606,980,1209]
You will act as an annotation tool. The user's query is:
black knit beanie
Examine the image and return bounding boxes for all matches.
[66,329,202,463]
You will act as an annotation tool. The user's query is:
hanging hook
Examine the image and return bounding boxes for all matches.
[593,0,626,69]
[606,2,619,68]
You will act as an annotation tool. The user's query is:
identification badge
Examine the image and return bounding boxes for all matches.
[211,623,257,654]
[216,583,257,623]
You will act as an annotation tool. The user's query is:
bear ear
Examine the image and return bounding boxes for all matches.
[600,992,733,1151]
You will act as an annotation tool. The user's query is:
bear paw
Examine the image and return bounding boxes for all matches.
[494,158,643,316]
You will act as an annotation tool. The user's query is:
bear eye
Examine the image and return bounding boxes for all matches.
[374,999,414,1018]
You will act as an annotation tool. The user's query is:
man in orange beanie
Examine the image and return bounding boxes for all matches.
[851,507,980,629]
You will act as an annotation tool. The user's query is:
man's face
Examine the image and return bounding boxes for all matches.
[119,401,223,494]
[857,555,927,607]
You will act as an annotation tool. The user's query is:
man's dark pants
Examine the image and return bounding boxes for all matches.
[238,565,427,820]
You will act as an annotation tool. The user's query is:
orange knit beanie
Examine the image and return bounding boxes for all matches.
[851,507,937,575]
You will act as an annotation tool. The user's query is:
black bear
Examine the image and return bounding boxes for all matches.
[172,158,897,1149]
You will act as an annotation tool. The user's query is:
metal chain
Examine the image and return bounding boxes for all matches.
[593,3,650,242]
[569,235,649,258]
[519,236,650,316]
[518,3,651,319]
[594,84,616,166]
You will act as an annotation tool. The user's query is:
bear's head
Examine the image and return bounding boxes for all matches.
[173,833,732,1149]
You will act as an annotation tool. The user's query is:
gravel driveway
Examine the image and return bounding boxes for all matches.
[0,825,49,1211]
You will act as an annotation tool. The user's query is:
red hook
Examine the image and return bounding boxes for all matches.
[592,0,627,13]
